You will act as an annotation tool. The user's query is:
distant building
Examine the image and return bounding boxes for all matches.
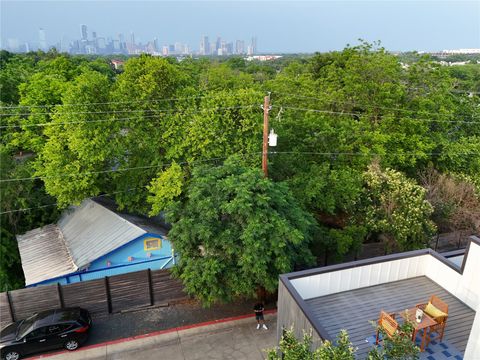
[81,24,88,41]
[111,59,125,70]
[38,28,47,51]
[251,36,257,54]
[200,35,210,55]
[246,55,282,61]
[235,40,245,54]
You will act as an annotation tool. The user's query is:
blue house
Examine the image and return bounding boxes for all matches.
[17,198,176,287]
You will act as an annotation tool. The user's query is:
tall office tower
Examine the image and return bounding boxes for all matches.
[215,37,222,52]
[226,42,233,55]
[200,35,209,55]
[38,28,47,51]
[174,42,184,54]
[97,38,106,50]
[153,37,159,52]
[81,24,88,41]
[235,40,245,55]
[129,32,135,46]
[60,35,69,53]
[118,33,125,50]
[251,36,257,54]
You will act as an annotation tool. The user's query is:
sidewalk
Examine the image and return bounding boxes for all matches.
[32,312,277,360]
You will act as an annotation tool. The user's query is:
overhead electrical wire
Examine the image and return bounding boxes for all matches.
[0,94,213,110]
[272,105,480,124]
[0,153,262,183]
[0,105,257,129]
[270,92,479,120]
[0,188,143,215]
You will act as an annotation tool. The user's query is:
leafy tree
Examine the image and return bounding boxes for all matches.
[34,70,114,207]
[108,54,186,212]
[363,163,436,252]
[158,156,315,305]
[0,150,59,290]
[267,329,356,360]
[0,52,35,104]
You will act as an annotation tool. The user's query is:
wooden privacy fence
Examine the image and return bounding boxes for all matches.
[0,269,187,328]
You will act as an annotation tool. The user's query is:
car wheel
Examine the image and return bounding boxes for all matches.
[64,339,80,351]
[4,351,21,360]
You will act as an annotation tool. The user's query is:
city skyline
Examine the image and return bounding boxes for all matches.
[2,22,259,55]
[1,1,479,54]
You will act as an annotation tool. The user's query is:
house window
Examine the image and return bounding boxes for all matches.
[144,238,161,251]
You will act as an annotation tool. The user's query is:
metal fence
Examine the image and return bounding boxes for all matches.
[0,268,187,329]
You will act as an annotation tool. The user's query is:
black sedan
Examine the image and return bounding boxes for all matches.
[1,307,92,360]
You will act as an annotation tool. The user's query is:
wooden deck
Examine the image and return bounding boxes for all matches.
[305,276,475,359]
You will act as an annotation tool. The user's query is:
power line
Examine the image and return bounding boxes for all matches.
[0,92,262,116]
[0,188,142,215]
[0,95,212,110]
[270,151,480,157]
[273,105,480,124]
[271,92,479,120]
[0,105,257,129]
[0,153,262,183]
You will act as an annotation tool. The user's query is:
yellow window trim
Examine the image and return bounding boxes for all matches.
[144,237,161,251]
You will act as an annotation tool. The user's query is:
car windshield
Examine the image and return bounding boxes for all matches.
[16,314,37,339]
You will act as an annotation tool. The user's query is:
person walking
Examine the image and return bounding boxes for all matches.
[254,302,268,330]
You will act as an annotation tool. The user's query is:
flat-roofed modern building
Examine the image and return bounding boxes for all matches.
[277,236,480,359]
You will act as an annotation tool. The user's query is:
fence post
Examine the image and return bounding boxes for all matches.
[105,277,112,314]
[57,283,65,308]
[6,291,15,322]
[147,269,154,306]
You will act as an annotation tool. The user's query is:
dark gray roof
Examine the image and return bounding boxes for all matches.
[305,276,475,358]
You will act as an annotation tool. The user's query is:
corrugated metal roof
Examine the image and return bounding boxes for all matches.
[17,224,77,286]
[17,198,170,285]
[58,199,146,268]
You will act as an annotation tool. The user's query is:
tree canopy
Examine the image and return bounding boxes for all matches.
[1,43,479,292]
[158,156,315,305]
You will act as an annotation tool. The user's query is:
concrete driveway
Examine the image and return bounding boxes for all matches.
[32,313,277,360]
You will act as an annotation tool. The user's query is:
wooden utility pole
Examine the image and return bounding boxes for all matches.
[262,95,270,178]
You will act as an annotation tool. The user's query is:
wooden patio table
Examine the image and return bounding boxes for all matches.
[399,308,437,352]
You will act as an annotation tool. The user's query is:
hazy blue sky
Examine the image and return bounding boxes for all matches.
[1,1,479,52]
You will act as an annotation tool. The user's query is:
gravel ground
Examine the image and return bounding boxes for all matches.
[86,299,276,345]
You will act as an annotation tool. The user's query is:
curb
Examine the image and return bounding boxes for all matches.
[31,309,277,359]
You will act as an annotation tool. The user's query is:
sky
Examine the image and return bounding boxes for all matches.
[1,0,479,53]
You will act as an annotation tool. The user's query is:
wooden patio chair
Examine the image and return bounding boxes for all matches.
[375,310,398,345]
[416,295,449,344]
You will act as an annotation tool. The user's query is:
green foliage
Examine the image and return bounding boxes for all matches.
[0,150,59,290]
[363,163,436,251]
[165,156,315,305]
[2,42,479,290]
[148,162,185,216]
[267,328,356,360]
[368,317,419,360]
[34,70,114,207]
